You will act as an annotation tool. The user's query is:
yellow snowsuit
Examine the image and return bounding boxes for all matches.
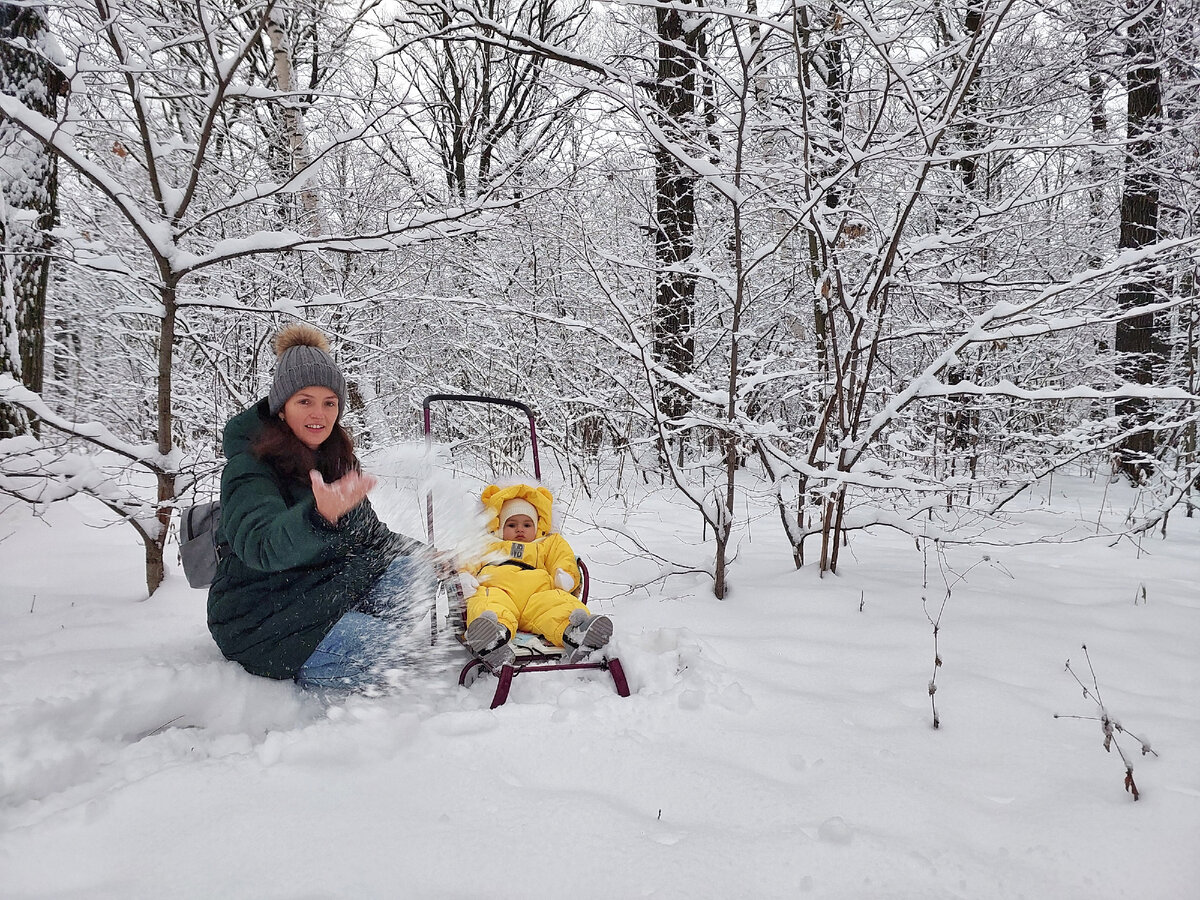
[465,484,585,647]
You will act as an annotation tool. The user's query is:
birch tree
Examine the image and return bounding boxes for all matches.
[265,3,323,233]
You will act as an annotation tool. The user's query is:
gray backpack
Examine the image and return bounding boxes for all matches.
[179,500,225,589]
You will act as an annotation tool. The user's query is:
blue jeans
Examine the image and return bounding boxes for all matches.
[294,555,433,691]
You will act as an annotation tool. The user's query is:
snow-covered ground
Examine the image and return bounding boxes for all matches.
[1,463,1197,899]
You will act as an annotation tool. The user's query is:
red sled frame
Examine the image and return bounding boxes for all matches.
[422,393,630,708]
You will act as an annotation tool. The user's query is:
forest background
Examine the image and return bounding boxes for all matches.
[0,0,1197,599]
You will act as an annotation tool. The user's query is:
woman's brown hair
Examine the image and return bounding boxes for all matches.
[252,416,358,486]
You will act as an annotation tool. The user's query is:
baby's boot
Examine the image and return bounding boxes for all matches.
[563,608,613,663]
[465,610,515,668]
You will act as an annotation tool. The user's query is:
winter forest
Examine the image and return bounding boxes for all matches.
[0,0,1197,594]
[1,3,1198,897]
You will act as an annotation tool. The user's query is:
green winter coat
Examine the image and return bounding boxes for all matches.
[207,400,420,679]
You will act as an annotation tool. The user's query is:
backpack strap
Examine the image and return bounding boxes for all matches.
[184,505,200,542]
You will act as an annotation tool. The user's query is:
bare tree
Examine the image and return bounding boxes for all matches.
[266,3,323,234]
[0,0,512,593]
[384,0,590,200]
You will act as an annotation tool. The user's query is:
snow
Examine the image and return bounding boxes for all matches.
[1,466,1198,899]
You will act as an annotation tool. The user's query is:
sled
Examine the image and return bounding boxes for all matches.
[422,393,630,709]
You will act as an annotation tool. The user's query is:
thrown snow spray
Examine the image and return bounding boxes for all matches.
[353,441,495,700]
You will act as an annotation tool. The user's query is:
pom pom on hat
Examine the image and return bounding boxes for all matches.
[268,323,348,419]
[499,497,539,530]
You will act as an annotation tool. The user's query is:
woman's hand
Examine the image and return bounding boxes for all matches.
[310,469,376,525]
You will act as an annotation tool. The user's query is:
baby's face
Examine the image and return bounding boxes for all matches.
[502,514,537,543]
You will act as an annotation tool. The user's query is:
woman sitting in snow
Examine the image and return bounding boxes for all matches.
[460,483,612,667]
[207,323,435,690]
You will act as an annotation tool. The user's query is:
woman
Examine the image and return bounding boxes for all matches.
[207,322,432,690]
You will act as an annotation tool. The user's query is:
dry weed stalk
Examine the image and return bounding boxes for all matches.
[922,543,1011,729]
[1055,644,1158,800]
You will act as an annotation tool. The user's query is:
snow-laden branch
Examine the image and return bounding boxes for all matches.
[168,1,273,223]
[0,92,515,282]
[0,433,156,523]
[177,102,408,238]
[912,380,1197,402]
[175,205,506,275]
[0,375,177,473]
[0,94,176,264]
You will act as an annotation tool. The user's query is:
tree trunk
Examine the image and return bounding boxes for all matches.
[147,279,180,596]
[822,5,846,210]
[266,7,321,235]
[0,3,59,437]
[942,0,984,470]
[651,3,702,427]
[1114,0,1162,481]
[1085,43,1109,271]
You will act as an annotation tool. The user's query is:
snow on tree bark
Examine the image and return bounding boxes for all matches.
[0,3,61,438]
[1114,0,1163,481]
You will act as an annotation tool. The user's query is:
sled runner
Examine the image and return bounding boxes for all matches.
[422,393,630,709]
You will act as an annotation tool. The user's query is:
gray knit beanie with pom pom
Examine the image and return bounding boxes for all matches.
[267,323,347,420]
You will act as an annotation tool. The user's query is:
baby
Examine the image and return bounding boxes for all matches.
[461,484,612,667]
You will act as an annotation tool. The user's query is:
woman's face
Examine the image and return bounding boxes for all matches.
[280,386,340,449]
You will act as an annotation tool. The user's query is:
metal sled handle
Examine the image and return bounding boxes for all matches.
[421,393,542,478]
[422,393,544,645]
[421,393,543,544]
